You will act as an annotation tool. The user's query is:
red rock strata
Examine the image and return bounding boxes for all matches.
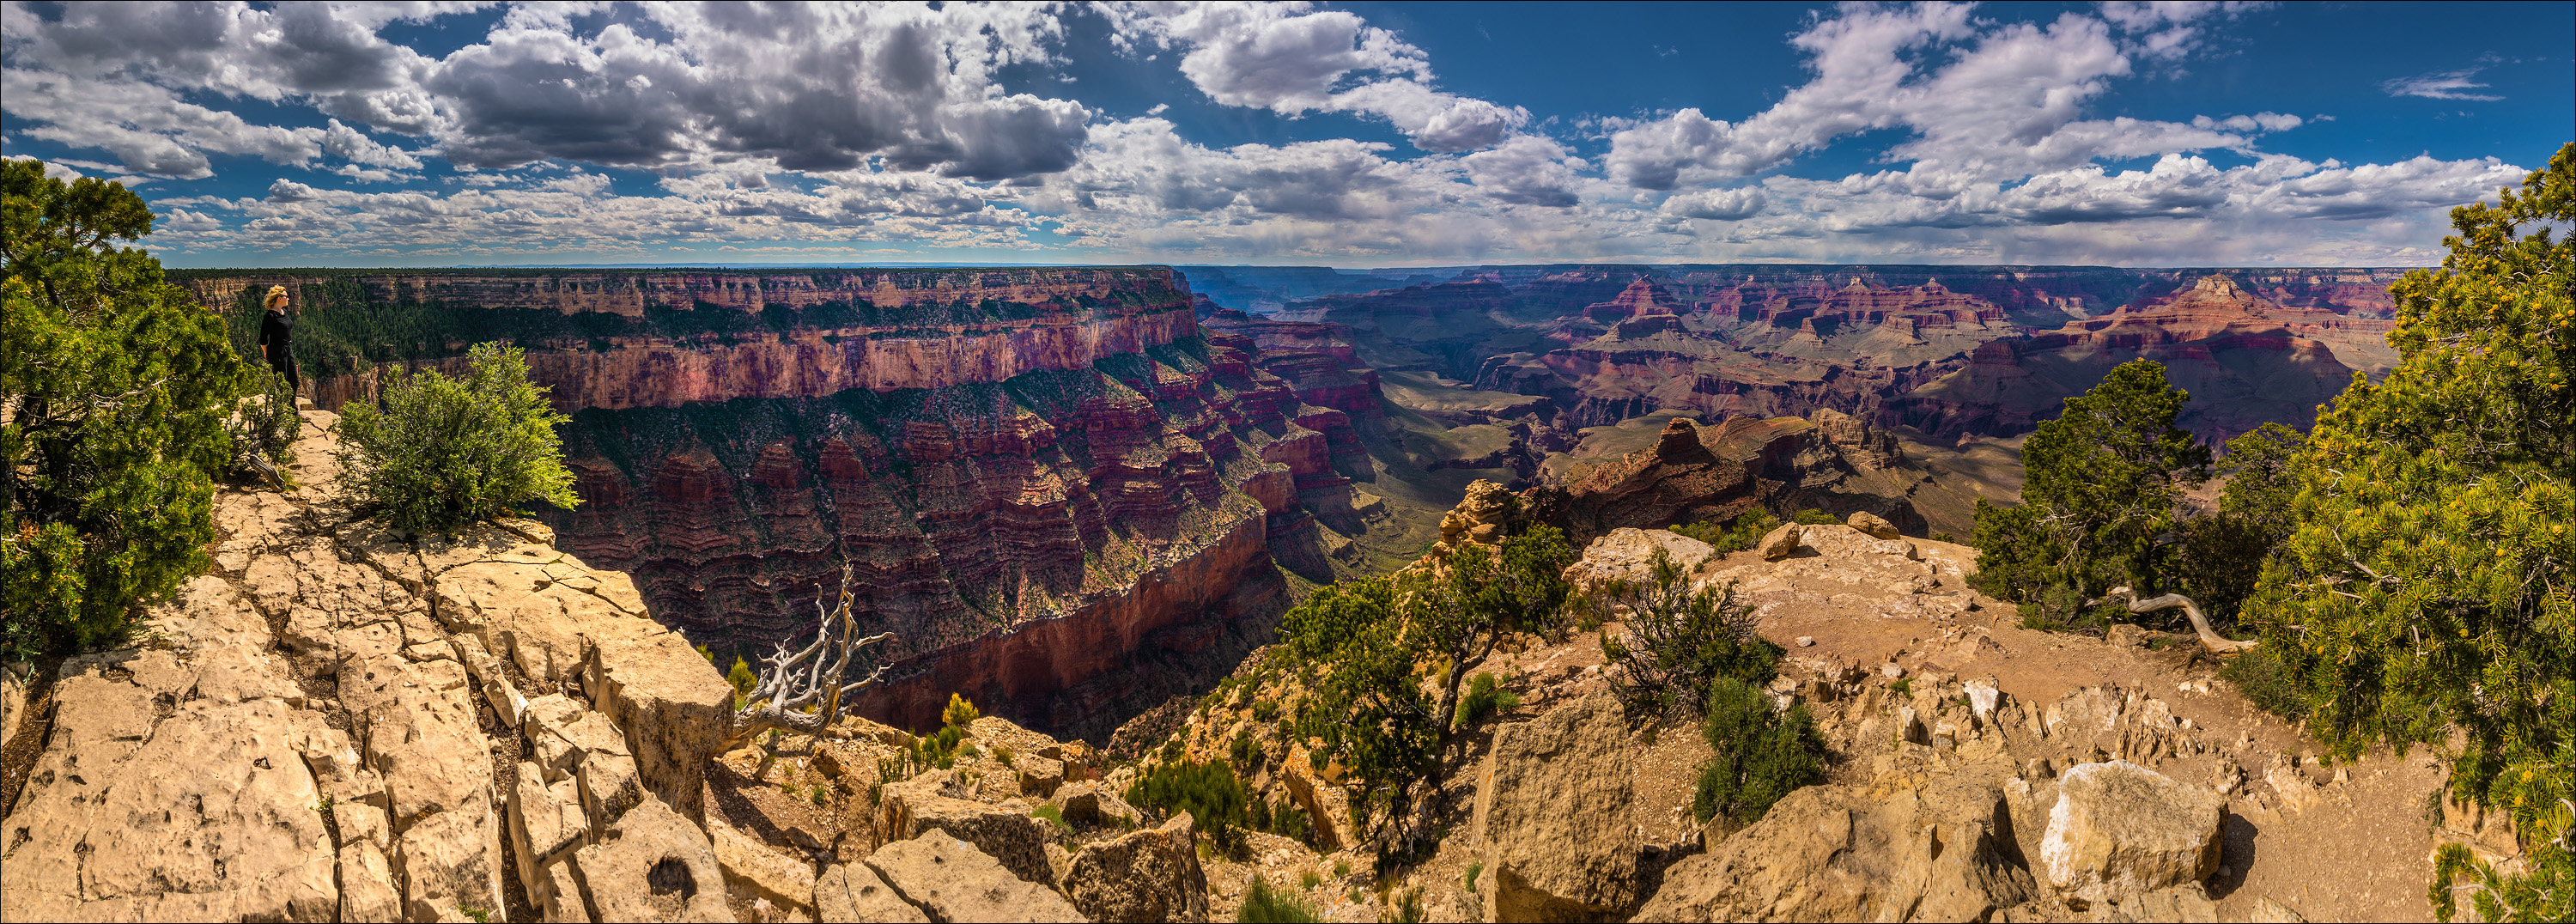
[177,266,1377,739]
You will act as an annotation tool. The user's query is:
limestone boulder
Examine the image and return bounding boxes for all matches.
[1048,781,1144,832]
[568,796,732,922]
[1562,527,1715,595]
[1062,812,1208,922]
[588,629,734,819]
[816,862,931,922]
[865,834,1085,923]
[711,819,818,917]
[508,762,591,905]
[878,776,1055,884]
[339,841,403,922]
[1473,693,1638,921]
[2041,760,2226,903]
[393,801,507,924]
[1847,510,1902,539]
[1756,522,1804,560]
[1635,778,2034,922]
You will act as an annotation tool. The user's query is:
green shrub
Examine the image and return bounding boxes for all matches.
[1692,676,1826,826]
[2,160,258,660]
[1031,802,1070,832]
[1125,757,1250,852]
[334,341,578,533]
[1592,546,1781,719]
[1230,729,1261,769]
[1669,509,1781,554]
[1238,877,1322,923]
[1451,671,1520,729]
[2218,647,2308,722]
[1790,508,1839,526]
[1464,861,1482,891]
[726,656,758,710]
[2008,582,2120,635]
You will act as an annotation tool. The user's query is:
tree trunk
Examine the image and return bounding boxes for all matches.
[2110,587,2257,653]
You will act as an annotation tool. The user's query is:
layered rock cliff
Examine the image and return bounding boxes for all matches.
[1256,265,2402,500]
[176,266,1418,742]
[181,267,1200,413]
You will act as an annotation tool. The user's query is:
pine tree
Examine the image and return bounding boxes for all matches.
[1,160,255,660]
[2242,143,2574,922]
[1971,358,2209,616]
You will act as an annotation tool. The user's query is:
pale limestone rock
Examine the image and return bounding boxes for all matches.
[540,860,588,923]
[0,647,338,923]
[1473,692,1637,921]
[395,801,507,924]
[878,775,1055,884]
[338,841,403,923]
[569,797,732,923]
[1756,521,1805,560]
[816,862,931,922]
[510,762,592,906]
[864,834,1085,923]
[588,628,734,819]
[1277,747,1350,853]
[2041,760,2226,903]
[1048,781,1145,832]
[580,750,648,830]
[1062,812,1208,923]
[338,800,392,851]
[1563,527,1716,595]
[1847,510,1902,539]
[342,653,489,831]
[712,818,819,916]
[1635,779,2033,922]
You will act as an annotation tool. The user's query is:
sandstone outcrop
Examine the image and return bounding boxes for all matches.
[1473,692,1638,921]
[1636,778,2035,921]
[1,410,731,924]
[2042,760,2227,903]
[865,833,1087,923]
[1061,812,1210,923]
[1526,412,1930,544]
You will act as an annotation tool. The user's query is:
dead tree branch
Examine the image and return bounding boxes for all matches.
[720,562,896,753]
[2104,586,2257,654]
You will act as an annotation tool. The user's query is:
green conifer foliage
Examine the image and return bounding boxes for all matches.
[1971,358,2209,613]
[2241,144,2574,922]
[1,160,254,660]
[334,341,580,533]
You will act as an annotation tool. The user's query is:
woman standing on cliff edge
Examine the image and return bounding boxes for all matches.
[256,284,299,391]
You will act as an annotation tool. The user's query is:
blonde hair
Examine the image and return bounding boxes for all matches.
[264,285,290,311]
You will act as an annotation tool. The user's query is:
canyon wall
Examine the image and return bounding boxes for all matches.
[1288,265,2403,446]
[176,266,1368,738]
[179,267,1198,413]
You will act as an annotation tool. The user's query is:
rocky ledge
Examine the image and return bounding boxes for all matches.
[0,408,738,921]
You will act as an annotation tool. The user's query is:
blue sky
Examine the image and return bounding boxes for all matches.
[3,1,2567,268]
